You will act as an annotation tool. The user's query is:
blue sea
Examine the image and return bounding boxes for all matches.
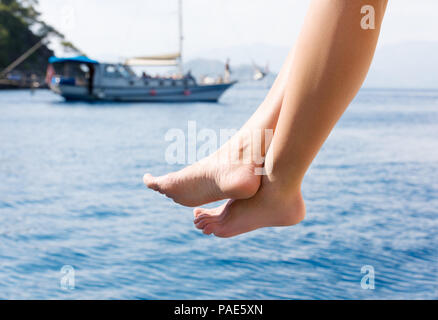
[0,84,437,299]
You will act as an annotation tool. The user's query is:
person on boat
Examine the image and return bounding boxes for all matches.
[224,58,231,83]
[184,70,195,83]
[143,0,388,238]
[87,64,95,95]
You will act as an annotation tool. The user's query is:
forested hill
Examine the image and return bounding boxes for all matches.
[0,0,63,76]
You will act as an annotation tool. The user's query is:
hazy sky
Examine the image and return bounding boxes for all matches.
[38,0,438,61]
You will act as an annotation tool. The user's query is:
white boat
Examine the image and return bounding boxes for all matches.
[48,56,235,102]
[252,61,269,81]
[47,0,236,102]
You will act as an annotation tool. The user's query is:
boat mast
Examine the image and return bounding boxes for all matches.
[178,0,184,75]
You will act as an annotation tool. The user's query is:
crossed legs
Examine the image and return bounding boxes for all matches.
[143,45,295,207]
[145,0,388,237]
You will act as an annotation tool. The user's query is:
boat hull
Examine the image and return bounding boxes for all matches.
[50,82,236,102]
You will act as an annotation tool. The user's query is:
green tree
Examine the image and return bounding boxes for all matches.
[0,0,73,76]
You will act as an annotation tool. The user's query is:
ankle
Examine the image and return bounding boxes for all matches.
[264,171,302,196]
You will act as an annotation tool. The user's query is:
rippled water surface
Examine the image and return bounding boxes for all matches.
[0,85,437,299]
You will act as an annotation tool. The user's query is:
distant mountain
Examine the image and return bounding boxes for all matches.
[184,58,225,78]
[187,43,289,73]
[187,42,438,89]
[364,41,438,89]
[184,58,263,81]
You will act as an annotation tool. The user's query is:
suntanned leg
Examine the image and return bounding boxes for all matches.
[195,0,388,237]
[143,48,296,207]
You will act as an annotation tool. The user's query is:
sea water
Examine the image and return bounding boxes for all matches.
[0,84,437,299]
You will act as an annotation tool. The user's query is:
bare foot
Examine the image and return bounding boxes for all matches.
[143,135,263,207]
[193,176,306,238]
